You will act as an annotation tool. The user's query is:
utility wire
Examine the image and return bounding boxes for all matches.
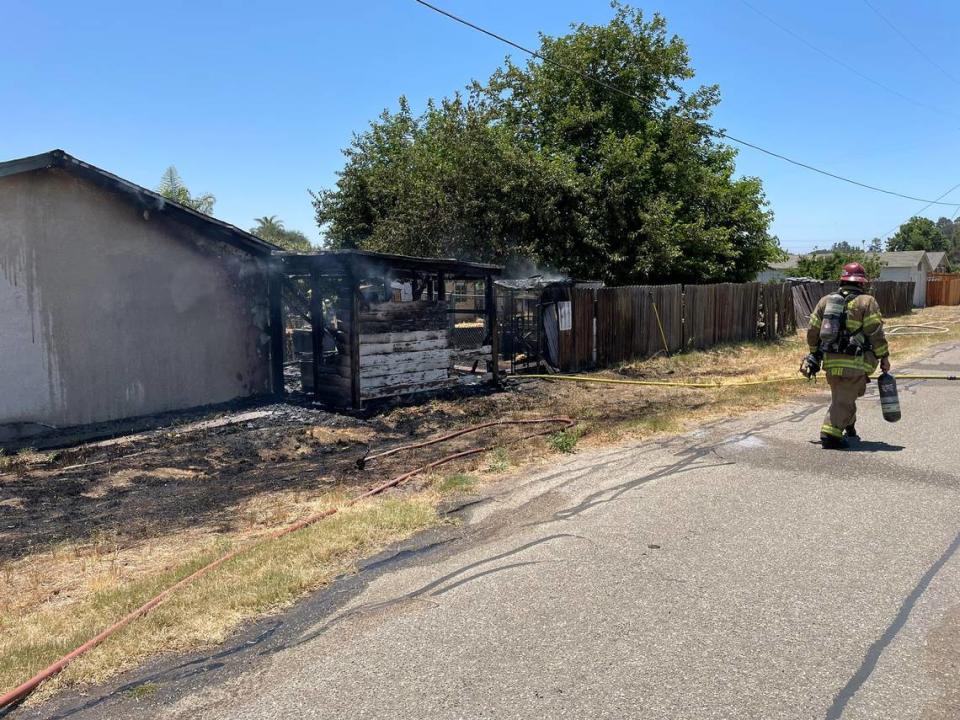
[862,0,960,88]
[740,0,959,121]
[878,180,960,240]
[413,0,960,207]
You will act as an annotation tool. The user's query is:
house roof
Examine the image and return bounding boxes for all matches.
[927,251,947,270]
[879,251,932,270]
[0,149,279,257]
[768,254,801,270]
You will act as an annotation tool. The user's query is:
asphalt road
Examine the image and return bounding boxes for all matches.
[17,343,960,720]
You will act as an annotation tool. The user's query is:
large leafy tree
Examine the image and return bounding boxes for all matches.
[250,215,313,252]
[157,166,216,215]
[314,3,778,284]
[887,216,948,252]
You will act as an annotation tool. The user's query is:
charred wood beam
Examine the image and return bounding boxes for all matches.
[310,268,324,401]
[274,251,501,279]
[486,274,500,384]
[349,276,362,410]
[268,270,285,396]
[282,277,312,324]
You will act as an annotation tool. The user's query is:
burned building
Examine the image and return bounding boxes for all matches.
[273,250,501,409]
[0,150,281,441]
[0,150,505,442]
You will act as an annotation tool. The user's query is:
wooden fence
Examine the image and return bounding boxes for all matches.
[792,281,914,328]
[870,281,915,315]
[927,273,960,306]
[548,280,914,372]
[595,285,683,366]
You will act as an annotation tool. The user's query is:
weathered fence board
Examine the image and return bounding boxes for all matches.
[359,336,449,357]
[570,287,596,370]
[763,282,796,340]
[360,368,450,392]
[870,281,914,316]
[517,278,914,376]
[791,280,914,328]
[594,285,683,366]
[926,273,960,307]
[360,354,452,379]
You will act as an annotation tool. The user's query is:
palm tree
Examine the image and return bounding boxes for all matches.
[252,215,285,238]
[157,166,216,215]
[250,215,313,251]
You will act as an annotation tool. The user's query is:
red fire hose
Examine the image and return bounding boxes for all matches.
[0,416,574,710]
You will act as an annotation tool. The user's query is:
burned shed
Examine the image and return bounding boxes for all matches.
[273,250,501,409]
[496,277,603,373]
[0,150,282,441]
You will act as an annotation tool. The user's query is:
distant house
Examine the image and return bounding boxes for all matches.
[756,254,800,283]
[878,251,933,307]
[0,150,281,441]
[927,251,949,273]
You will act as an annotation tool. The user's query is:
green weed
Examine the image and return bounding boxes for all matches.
[434,473,477,494]
[548,428,582,453]
[485,448,510,473]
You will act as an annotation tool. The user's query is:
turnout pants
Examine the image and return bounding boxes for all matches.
[821,372,868,439]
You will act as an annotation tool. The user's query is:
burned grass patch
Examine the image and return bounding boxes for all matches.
[2,307,958,702]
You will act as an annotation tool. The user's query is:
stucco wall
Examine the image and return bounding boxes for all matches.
[0,168,271,431]
[756,269,787,283]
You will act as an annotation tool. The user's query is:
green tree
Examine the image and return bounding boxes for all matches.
[250,215,313,252]
[157,166,216,215]
[830,241,861,253]
[314,3,779,284]
[935,216,960,265]
[887,216,948,252]
[796,250,883,282]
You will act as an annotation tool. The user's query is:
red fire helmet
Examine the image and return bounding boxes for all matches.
[840,262,869,284]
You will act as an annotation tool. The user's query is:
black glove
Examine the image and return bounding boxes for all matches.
[799,353,821,379]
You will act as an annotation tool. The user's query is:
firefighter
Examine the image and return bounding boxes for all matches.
[801,262,891,449]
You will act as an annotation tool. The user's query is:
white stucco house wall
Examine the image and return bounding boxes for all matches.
[0,150,282,441]
[756,254,801,283]
[878,251,932,307]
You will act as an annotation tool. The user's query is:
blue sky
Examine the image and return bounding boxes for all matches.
[3,1,958,254]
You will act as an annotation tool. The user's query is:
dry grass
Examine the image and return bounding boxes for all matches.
[3,306,958,704]
[1,494,440,702]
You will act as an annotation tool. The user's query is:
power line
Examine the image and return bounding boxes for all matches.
[413,0,960,207]
[739,0,959,121]
[862,0,960,88]
[878,180,960,240]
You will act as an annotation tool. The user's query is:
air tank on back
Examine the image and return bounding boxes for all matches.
[820,293,846,346]
[877,372,901,422]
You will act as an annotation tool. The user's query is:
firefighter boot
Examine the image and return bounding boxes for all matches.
[821,434,849,450]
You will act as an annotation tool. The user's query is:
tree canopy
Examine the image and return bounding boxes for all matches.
[314,3,779,285]
[796,250,883,282]
[157,166,216,215]
[887,216,948,253]
[250,215,313,252]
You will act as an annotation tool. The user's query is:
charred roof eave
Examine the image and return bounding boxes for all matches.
[0,149,280,258]
[272,249,502,279]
